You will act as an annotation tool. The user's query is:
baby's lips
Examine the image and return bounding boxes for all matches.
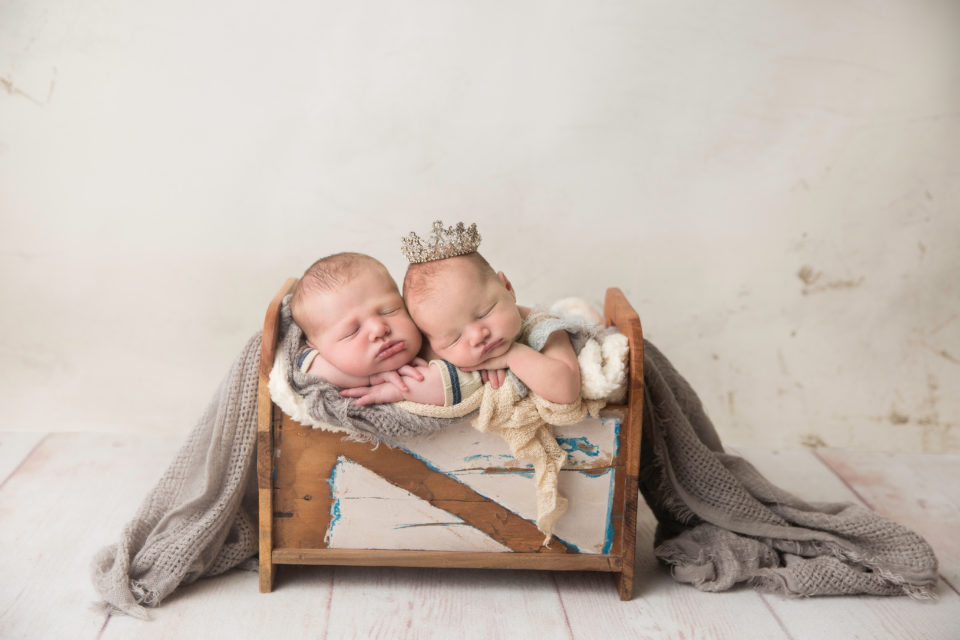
[480,338,503,357]
[375,340,406,361]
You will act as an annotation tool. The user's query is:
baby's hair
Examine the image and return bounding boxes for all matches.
[403,252,496,303]
[291,252,393,333]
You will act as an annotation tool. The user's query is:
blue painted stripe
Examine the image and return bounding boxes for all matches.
[443,359,461,404]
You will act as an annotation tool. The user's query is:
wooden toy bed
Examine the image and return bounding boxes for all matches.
[256,280,644,600]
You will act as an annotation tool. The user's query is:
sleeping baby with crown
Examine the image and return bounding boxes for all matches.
[269,221,628,542]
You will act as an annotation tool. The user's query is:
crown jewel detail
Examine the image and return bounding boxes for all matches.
[401,220,481,263]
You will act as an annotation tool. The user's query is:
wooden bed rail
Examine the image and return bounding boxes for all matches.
[603,287,644,599]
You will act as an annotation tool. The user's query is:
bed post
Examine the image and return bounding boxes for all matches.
[604,287,644,600]
[257,278,298,593]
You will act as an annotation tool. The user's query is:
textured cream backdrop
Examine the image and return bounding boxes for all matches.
[1,0,958,451]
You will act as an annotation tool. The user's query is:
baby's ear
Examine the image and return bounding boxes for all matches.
[497,271,516,298]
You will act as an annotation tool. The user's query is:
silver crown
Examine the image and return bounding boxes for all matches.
[401,220,481,263]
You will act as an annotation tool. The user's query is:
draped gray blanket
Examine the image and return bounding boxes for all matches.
[639,341,938,598]
[91,330,939,618]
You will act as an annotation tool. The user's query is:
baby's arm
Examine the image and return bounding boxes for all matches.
[306,353,424,392]
[306,353,371,388]
[466,331,581,404]
[340,361,445,406]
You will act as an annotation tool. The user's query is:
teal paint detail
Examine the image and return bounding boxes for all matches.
[326,457,346,537]
[398,445,453,475]
[463,453,516,464]
[556,436,600,457]
[602,467,616,553]
[610,417,621,457]
[607,416,621,552]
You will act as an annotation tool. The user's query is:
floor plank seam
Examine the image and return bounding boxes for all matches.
[320,567,335,640]
[0,586,25,620]
[550,572,575,640]
[940,576,960,597]
[758,593,797,640]
[0,433,50,492]
[810,448,874,509]
[95,613,111,640]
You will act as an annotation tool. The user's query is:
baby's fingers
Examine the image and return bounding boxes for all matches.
[397,364,425,382]
[382,371,409,392]
[340,387,371,398]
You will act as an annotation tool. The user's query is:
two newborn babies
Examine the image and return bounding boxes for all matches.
[289,250,581,408]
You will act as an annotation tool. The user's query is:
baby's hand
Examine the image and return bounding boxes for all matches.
[369,357,427,393]
[462,344,515,375]
[340,382,403,406]
[480,368,508,390]
[397,358,428,382]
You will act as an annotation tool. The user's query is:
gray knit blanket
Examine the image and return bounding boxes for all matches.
[91,325,939,618]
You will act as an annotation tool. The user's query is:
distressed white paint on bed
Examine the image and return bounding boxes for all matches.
[396,415,620,472]
[450,468,616,552]
[324,456,510,552]
[379,415,621,552]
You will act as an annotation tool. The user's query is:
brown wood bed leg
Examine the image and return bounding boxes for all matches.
[257,278,298,593]
[257,376,276,593]
[615,472,639,600]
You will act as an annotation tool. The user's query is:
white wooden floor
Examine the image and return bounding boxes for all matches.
[1,432,957,640]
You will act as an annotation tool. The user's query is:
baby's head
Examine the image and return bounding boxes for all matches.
[404,252,522,369]
[291,252,422,378]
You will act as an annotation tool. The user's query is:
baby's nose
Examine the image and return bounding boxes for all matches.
[370,319,390,339]
[471,325,490,345]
